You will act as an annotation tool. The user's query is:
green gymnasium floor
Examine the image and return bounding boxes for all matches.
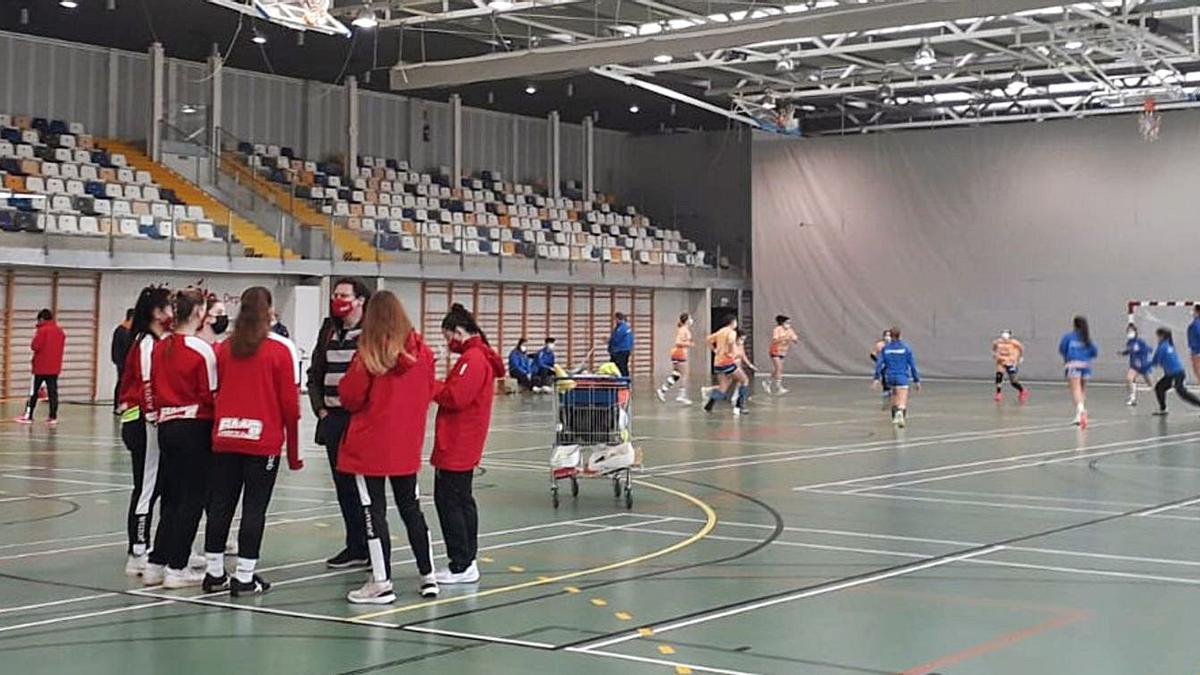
[1,377,1199,674]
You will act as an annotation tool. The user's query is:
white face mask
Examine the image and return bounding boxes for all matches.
[1000,332,1012,341]
[1127,332,1137,340]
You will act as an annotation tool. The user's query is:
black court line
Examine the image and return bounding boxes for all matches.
[400,476,785,636]
[563,488,1200,651]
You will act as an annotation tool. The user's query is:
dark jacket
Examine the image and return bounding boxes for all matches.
[111,322,132,368]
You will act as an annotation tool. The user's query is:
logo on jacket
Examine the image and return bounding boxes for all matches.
[217,417,264,440]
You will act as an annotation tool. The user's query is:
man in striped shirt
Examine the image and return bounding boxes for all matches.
[307,277,372,569]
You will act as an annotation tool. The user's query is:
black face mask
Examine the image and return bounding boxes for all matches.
[211,315,229,335]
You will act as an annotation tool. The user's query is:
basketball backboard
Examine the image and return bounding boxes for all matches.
[206,0,351,37]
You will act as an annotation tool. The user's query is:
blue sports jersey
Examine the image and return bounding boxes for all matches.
[1058,331,1098,365]
[1151,340,1186,376]
[1121,337,1152,373]
[874,339,919,383]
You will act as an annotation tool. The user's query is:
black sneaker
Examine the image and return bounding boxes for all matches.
[325,549,370,569]
[1153,409,1169,416]
[202,573,229,593]
[703,398,715,413]
[230,574,271,597]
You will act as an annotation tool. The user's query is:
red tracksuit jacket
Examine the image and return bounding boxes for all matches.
[150,334,217,423]
[212,334,303,470]
[432,336,504,471]
[337,331,434,477]
[31,321,65,376]
[118,333,161,422]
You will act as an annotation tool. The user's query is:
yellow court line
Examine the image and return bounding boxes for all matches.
[351,479,718,622]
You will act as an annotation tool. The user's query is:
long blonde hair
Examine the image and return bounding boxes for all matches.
[358,290,414,375]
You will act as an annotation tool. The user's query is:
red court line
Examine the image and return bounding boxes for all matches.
[899,610,1090,675]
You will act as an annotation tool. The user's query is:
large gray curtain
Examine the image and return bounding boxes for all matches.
[752,111,1200,381]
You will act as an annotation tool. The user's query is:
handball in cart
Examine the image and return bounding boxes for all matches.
[548,364,642,509]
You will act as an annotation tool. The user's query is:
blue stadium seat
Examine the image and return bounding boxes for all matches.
[237,141,253,155]
[48,120,69,135]
[0,158,22,174]
[16,211,41,232]
[72,196,95,214]
[84,181,106,198]
[90,150,111,167]
[385,158,399,170]
[8,197,36,212]
[402,208,416,220]
[159,188,180,204]
[31,118,49,134]
[280,146,294,159]
[0,128,20,143]
[0,211,17,232]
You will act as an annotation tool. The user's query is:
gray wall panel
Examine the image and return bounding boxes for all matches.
[751,112,1200,381]
[561,122,584,185]
[0,32,114,137]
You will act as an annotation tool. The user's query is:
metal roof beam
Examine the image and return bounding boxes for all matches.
[389,0,1074,90]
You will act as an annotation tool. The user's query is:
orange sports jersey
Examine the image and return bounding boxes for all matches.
[993,339,1024,367]
[671,325,693,361]
[710,326,737,367]
[770,325,798,356]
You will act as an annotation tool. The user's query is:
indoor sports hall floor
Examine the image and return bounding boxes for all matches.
[1,377,1198,674]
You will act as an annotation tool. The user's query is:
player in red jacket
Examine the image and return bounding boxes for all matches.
[202,286,302,597]
[432,303,504,585]
[146,289,217,589]
[18,308,66,424]
[119,287,173,579]
[336,291,438,603]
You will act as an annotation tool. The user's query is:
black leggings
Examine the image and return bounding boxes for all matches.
[25,374,59,419]
[155,420,212,570]
[510,370,533,390]
[355,474,434,581]
[320,412,367,557]
[995,367,1025,392]
[205,453,279,561]
[435,469,477,573]
[122,418,161,556]
[1155,373,1200,411]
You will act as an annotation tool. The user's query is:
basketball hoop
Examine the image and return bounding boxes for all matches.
[1138,97,1161,142]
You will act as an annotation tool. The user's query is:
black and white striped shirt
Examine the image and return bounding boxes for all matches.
[306,320,361,413]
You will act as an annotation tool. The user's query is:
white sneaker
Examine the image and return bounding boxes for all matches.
[655,388,666,403]
[125,554,147,577]
[419,573,439,598]
[163,566,206,589]
[347,579,396,604]
[761,380,773,395]
[142,563,165,586]
[435,562,480,585]
[777,386,789,395]
[675,396,693,405]
[1126,396,1137,407]
[892,411,904,427]
[188,553,206,570]
[732,407,744,417]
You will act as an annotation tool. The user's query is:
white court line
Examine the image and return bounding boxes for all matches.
[564,647,758,675]
[0,506,343,561]
[654,420,1076,471]
[666,516,1200,568]
[0,488,127,503]
[844,433,1200,494]
[657,421,1126,477]
[0,592,119,617]
[971,558,1200,585]
[792,430,1200,492]
[578,546,1004,651]
[1138,496,1200,517]
[2,516,680,636]
[127,589,402,630]
[881,485,1184,510]
[0,474,129,489]
[400,626,556,649]
[0,600,174,636]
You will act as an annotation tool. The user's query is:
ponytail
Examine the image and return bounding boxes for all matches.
[441,303,490,347]
[131,286,171,345]
[1073,315,1091,347]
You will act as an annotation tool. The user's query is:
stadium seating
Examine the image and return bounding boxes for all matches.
[0,114,230,245]
[230,144,706,268]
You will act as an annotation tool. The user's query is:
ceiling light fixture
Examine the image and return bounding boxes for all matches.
[524,84,537,94]
[653,54,673,64]
[807,70,820,82]
[629,104,640,113]
[913,38,937,68]
[762,93,778,110]
[775,51,795,72]
[487,0,515,10]
[59,0,79,8]
[181,104,198,114]
[1064,39,1084,50]
[251,26,267,44]
[351,7,378,28]
[877,81,894,103]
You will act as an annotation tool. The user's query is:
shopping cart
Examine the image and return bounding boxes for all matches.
[549,375,639,509]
